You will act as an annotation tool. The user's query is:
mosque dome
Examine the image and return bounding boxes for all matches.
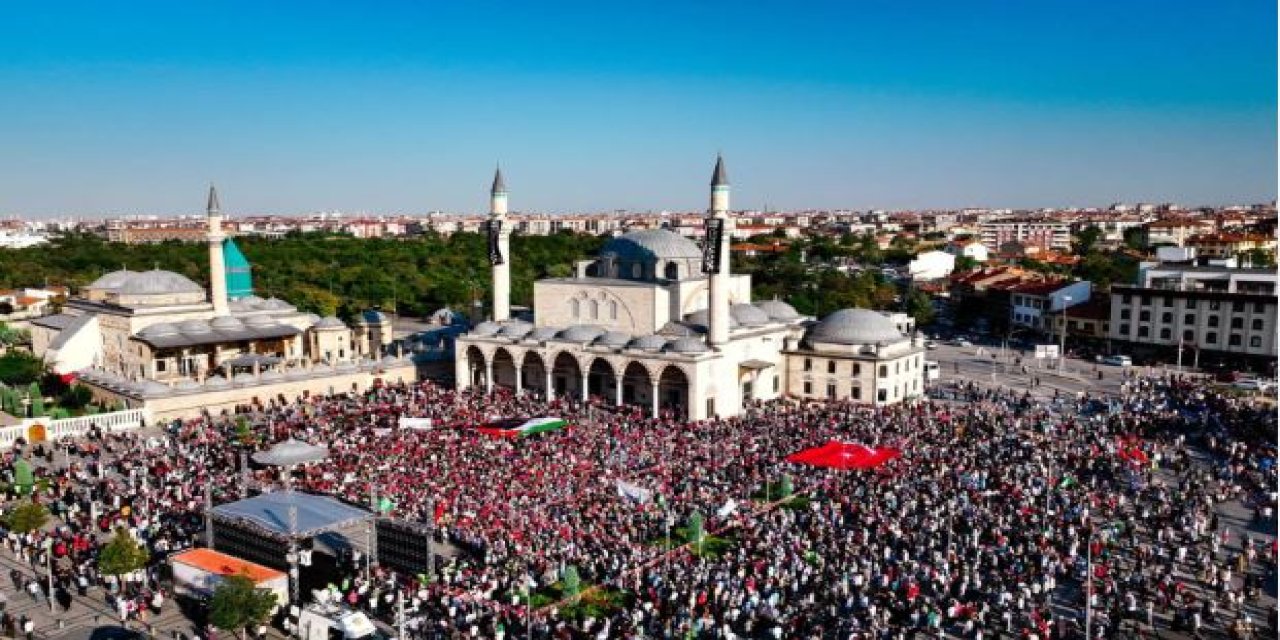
[628,335,668,351]
[601,229,702,261]
[683,309,739,331]
[314,316,347,331]
[210,316,245,331]
[139,323,180,338]
[755,299,800,322]
[557,325,606,343]
[138,380,173,397]
[594,331,632,347]
[664,337,710,354]
[530,326,562,341]
[806,309,905,346]
[178,320,213,334]
[88,270,136,290]
[730,304,770,327]
[498,320,535,338]
[472,321,501,337]
[117,270,204,295]
[244,315,278,328]
[204,375,231,389]
[261,298,293,311]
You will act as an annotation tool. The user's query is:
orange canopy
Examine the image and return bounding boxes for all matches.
[172,548,284,583]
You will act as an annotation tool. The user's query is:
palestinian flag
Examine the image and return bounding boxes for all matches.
[477,417,568,438]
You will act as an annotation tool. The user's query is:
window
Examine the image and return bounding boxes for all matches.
[631,264,641,279]
[1205,332,1217,344]
[1159,328,1171,340]
[1119,325,1130,335]
[1209,300,1221,311]
[155,360,166,372]
[664,263,679,280]
[803,381,812,395]
[1183,329,1194,341]
[852,386,861,400]
[804,358,812,372]
[1256,302,1267,313]
[879,365,888,378]
[1184,314,1195,325]
[571,299,580,318]
[852,364,861,376]
[590,300,599,320]
[1250,336,1262,348]
[1207,316,1219,328]
[1161,312,1172,323]
[828,361,836,374]
[609,301,618,320]
[1232,301,1245,312]
[1120,309,1131,320]
[1123,294,1132,304]
[1162,297,1174,308]
[1229,334,1242,347]
[1138,326,1149,338]
[1252,319,1263,331]
[1139,311,1150,322]
[1141,295,1151,306]
[773,375,779,393]
[1230,317,1243,330]
[827,383,836,399]
[877,389,887,402]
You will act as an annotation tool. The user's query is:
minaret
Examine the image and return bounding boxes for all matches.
[489,167,511,322]
[707,155,732,346]
[206,184,229,315]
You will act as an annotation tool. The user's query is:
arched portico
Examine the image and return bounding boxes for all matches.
[521,351,547,399]
[551,352,584,401]
[587,358,619,404]
[464,346,487,390]
[622,361,654,414]
[492,348,518,391]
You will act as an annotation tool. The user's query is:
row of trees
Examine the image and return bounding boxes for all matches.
[0,231,604,320]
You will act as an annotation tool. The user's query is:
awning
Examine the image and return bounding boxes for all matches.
[739,359,775,370]
[252,438,330,466]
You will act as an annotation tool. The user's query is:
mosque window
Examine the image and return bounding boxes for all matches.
[665,263,679,280]
[571,299,580,319]
[609,301,618,320]
[803,381,812,395]
[590,300,599,320]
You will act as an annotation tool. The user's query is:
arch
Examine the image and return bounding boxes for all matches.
[551,351,584,400]
[621,361,653,409]
[521,351,548,399]
[464,345,487,388]
[492,347,518,391]
[657,365,690,421]
[587,358,618,403]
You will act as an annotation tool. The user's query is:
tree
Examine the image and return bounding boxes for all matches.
[0,351,43,386]
[27,382,42,417]
[209,573,279,639]
[58,384,93,410]
[98,527,150,576]
[562,565,581,599]
[3,500,48,533]
[687,511,705,554]
[954,256,979,272]
[1122,227,1147,251]
[1072,225,1103,255]
[905,289,935,326]
[1239,248,1276,268]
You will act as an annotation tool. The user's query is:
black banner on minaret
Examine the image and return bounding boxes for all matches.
[486,220,504,266]
[702,218,724,274]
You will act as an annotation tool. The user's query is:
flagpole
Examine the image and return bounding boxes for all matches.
[1085,528,1093,640]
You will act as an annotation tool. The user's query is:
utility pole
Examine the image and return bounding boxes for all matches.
[45,548,54,612]
[1058,295,1072,372]
[204,479,215,548]
[288,504,300,608]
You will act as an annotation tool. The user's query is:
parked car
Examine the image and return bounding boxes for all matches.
[924,340,939,350]
[1101,355,1132,367]
[950,338,973,348]
[1231,378,1275,393]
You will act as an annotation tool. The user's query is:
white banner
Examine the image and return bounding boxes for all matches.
[399,417,433,430]
[717,498,739,518]
[1034,344,1060,359]
[615,479,653,504]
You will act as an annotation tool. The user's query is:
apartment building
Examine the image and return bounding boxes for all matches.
[979,220,1071,251]
[1108,265,1277,369]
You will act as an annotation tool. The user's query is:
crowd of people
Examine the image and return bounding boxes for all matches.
[0,372,1275,639]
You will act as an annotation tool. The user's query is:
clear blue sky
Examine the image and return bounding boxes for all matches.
[1,0,1274,217]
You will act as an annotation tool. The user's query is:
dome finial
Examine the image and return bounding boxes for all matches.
[491,166,506,194]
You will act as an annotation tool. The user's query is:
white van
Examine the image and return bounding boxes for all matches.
[1101,355,1132,367]
[924,361,940,381]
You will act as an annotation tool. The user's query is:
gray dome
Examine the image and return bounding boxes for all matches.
[314,316,347,330]
[233,372,257,383]
[530,326,561,341]
[262,298,293,311]
[88,269,135,290]
[244,315,278,328]
[260,370,285,382]
[731,303,770,327]
[209,316,245,330]
[472,321,501,337]
[628,335,668,350]
[594,331,632,347]
[138,380,172,397]
[557,325,606,342]
[659,321,699,337]
[755,299,800,321]
[806,309,906,346]
[139,323,179,337]
[664,337,710,354]
[303,313,322,325]
[498,320,535,338]
[601,229,702,261]
[683,309,739,331]
[178,319,212,334]
[117,270,204,295]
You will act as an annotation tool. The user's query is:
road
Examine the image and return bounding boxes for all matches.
[925,342,1129,399]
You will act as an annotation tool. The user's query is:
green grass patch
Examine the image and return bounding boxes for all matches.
[650,526,735,559]
[509,583,632,620]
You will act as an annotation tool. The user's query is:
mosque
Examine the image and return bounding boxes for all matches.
[28,187,417,420]
[454,157,927,420]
